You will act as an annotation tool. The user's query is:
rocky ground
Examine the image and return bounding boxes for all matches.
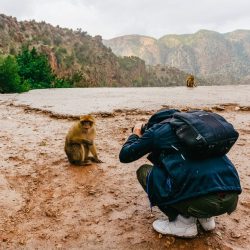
[0,87,249,250]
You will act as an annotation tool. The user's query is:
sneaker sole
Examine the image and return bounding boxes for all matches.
[153,225,198,238]
[198,222,215,231]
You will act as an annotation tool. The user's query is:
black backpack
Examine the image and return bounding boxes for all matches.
[144,109,239,159]
[143,109,180,132]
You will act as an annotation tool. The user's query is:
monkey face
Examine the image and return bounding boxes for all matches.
[80,115,95,130]
[80,120,93,129]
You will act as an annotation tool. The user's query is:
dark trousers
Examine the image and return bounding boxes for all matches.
[136,164,239,221]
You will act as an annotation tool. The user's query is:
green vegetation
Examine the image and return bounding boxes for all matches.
[119,56,141,71]
[16,47,55,89]
[0,14,153,88]
[0,47,72,93]
[0,55,29,93]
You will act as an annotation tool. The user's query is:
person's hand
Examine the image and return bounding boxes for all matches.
[133,123,144,137]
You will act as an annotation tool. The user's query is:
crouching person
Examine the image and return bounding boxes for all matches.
[119,118,241,238]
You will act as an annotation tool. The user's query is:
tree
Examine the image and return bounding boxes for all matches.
[16,47,55,89]
[0,55,29,93]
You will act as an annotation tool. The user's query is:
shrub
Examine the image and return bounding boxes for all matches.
[53,78,73,88]
[0,55,29,93]
[16,47,55,89]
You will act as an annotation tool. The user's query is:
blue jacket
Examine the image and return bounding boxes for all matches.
[119,122,242,207]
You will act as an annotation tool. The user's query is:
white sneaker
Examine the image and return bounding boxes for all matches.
[198,217,216,231]
[152,215,198,238]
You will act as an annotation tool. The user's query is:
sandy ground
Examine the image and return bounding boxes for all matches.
[0,86,249,250]
[1,85,249,115]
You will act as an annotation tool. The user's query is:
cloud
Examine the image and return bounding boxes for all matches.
[1,0,250,38]
[0,0,35,18]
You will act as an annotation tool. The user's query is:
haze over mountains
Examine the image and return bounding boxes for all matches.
[103,30,250,85]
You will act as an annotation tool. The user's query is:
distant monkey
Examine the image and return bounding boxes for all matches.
[186,75,196,87]
[64,115,102,166]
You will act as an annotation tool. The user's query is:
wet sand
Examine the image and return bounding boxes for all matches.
[1,85,250,115]
[0,86,249,249]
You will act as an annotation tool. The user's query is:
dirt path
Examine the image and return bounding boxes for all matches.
[0,102,249,250]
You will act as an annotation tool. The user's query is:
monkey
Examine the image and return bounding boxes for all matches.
[64,115,102,166]
[186,75,196,87]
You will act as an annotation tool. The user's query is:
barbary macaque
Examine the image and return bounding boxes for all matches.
[64,115,102,165]
[186,75,196,87]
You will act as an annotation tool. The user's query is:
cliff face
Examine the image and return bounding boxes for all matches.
[0,14,147,87]
[103,30,250,84]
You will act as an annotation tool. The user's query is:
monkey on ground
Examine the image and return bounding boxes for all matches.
[186,75,196,87]
[64,115,103,166]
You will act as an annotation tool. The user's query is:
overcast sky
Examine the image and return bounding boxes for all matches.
[1,0,250,39]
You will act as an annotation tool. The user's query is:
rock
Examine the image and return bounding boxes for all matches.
[205,239,212,246]
[216,231,222,237]
[146,213,154,219]
[165,236,175,245]
[100,112,114,117]
[203,107,213,112]
[88,190,96,195]
[239,106,250,111]
[158,233,162,239]
[56,243,62,249]
[45,208,57,218]
[39,233,47,239]
[125,225,134,232]
[240,200,250,208]
[213,105,225,111]
[231,232,241,238]
[164,240,171,247]
[114,109,123,113]
[215,231,222,240]
[233,218,240,223]
[19,239,26,245]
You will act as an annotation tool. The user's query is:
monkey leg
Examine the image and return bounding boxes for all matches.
[83,145,90,162]
[79,160,92,166]
[76,145,91,165]
[87,157,103,163]
[65,144,86,166]
[88,144,103,163]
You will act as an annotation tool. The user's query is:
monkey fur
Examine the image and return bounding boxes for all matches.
[64,115,102,166]
[186,75,196,87]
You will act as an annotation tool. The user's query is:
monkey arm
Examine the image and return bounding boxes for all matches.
[89,144,103,163]
[69,137,93,145]
[81,139,93,146]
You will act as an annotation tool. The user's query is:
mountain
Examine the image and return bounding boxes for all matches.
[103,30,250,85]
[0,14,210,87]
[0,14,147,87]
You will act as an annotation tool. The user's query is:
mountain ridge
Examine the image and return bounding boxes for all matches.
[0,14,233,87]
[103,29,250,84]
[0,14,148,87]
